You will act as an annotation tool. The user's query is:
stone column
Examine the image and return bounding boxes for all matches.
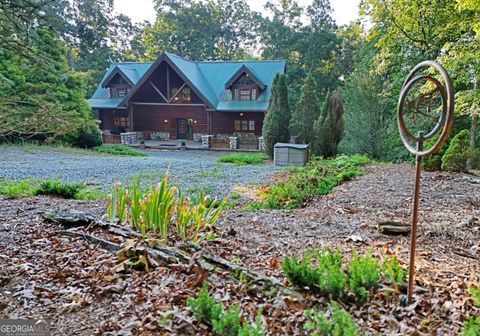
[258,136,265,151]
[229,137,238,150]
[201,135,212,149]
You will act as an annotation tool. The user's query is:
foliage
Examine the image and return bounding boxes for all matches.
[187,282,223,324]
[93,144,147,157]
[441,130,470,172]
[421,134,450,171]
[262,74,291,156]
[75,121,102,148]
[381,256,407,285]
[470,282,480,307]
[462,316,480,336]
[289,75,321,146]
[35,179,84,199]
[106,175,226,242]
[347,249,380,302]
[304,301,359,336]
[0,178,101,199]
[313,91,345,157]
[257,155,372,209]
[0,27,92,143]
[212,304,242,336]
[340,57,394,159]
[144,0,259,61]
[281,248,347,299]
[217,153,269,165]
[187,282,264,336]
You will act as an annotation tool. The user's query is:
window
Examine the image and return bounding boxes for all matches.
[234,120,255,132]
[240,89,251,101]
[251,88,257,100]
[114,117,128,127]
[234,120,241,131]
[118,87,127,97]
[171,87,191,103]
[234,89,239,100]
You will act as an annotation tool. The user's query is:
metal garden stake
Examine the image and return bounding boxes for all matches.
[397,61,454,301]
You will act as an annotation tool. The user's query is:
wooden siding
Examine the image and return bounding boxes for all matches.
[99,109,128,130]
[131,104,208,139]
[210,111,265,136]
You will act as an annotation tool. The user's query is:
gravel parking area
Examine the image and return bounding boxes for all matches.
[0,147,279,198]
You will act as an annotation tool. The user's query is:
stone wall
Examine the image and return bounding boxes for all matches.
[120,132,137,145]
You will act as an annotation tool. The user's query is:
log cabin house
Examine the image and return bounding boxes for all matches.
[88,53,285,148]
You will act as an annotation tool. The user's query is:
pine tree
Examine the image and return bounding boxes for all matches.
[289,75,320,146]
[262,74,291,156]
[313,91,344,157]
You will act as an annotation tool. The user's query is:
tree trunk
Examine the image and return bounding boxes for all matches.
[468,113,478,170]
[467,81,479,170]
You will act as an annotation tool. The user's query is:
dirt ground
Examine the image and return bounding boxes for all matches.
[0,163,479,335]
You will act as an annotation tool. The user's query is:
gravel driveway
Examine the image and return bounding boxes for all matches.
[0,147,279,198]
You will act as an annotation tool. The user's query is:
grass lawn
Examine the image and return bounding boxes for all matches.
[0,178,103,199]
[246,154,373,209]
[217,152,269,165]
[93,144,148,157]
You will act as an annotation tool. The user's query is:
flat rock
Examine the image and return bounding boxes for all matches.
[378,221,411,235]
[43,209,97,227]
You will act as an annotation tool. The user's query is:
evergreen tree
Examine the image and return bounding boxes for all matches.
[0,27,94,142]
[262,74,291,156]
[313,91,344,157]
[289,75,320,145]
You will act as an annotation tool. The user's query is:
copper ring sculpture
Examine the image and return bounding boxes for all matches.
[397,60,454,155]
[397,60,454,301]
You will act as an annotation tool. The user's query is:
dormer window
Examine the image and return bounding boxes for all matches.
[118,87,127,97]
[225,65,266,102]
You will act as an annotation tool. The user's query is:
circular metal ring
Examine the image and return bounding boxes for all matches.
[397,61,454,157]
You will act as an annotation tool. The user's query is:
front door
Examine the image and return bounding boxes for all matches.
[176,118,187,139]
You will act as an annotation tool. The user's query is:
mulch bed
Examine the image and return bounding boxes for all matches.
[0,164,479,335]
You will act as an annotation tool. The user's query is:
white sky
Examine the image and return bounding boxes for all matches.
[113,0,360,26]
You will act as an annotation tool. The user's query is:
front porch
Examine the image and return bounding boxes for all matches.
[107,132,265,151]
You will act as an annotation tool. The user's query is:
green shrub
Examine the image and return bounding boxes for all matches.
[347,249,380,302]
[0,178,100,199]
[217,153,269,165]
[470,283,480,307]
[381,256,407,285]
[281,248,347,299]
[187,282,264,336]
[187,282,223,324]
[259,155,371,209]
[35,179,84,198]
[75,121,102,148]
[304,301,358,336]
[94,144,147,157]
[421,134,450,171]
[462,316,480,336]
[212,304,241,336]
[441,129,470,172]
[0,178,40,197]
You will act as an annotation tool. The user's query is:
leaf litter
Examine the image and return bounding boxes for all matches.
[0,163,478,335]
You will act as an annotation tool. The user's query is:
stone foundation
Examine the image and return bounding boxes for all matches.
[258,136,265,151]
[201,135,212,149]
[229,137,238,150]
[120,132,137,145]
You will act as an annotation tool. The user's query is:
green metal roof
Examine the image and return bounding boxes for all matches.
[88,53,285,111]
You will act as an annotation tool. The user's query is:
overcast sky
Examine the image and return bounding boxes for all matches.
[113,0,360,26]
